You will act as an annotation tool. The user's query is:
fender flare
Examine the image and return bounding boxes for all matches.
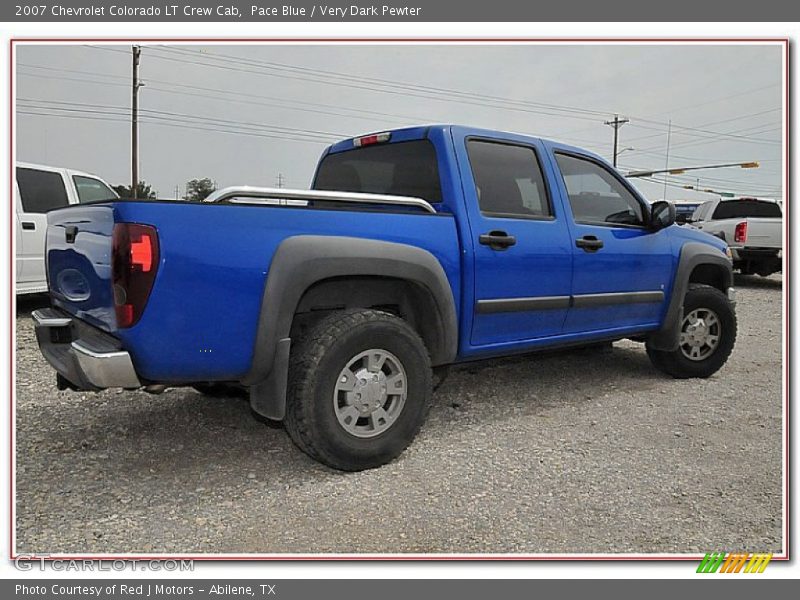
[243,235,458,419]
[647,242,733,351]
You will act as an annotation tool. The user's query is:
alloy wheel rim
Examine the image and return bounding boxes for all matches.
[679,308,721,361]
[333,349,407,438]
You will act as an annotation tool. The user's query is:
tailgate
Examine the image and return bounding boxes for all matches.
[743,218,782,249]
[46,204,117,332]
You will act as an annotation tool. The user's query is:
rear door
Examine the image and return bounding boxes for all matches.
[15,166,71,288]
[550,150,674,335]
[455,134,573,347]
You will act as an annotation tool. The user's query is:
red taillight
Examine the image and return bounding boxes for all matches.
[112,223,159,328]
[130,234,153,272]
[353,132,391,147]
[734,221,748,243]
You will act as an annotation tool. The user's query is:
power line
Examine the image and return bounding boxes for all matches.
[17,55,782,159]
[71,45,785,148]
[121,46,607,124]
[632,119,782,155]
[623,167,781,195]
[15,68,605,148]
[17,47,783,186]
[622,107,781,145]
[17,109,335,146]
[18,98,780,193]
[639,82,780,116]
[16,62,428,125]
[17,98,349,139]
[637,176,781,197]
[146,45,612,119]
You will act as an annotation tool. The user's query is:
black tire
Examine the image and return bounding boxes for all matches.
[284,309,432,471]
[646,284,737,378]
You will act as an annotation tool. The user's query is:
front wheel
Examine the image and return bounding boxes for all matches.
[646,284,737,378]
[284,309,432,471]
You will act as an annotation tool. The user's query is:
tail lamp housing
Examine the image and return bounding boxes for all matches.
[112,223,159,328]
[734,221,748,244]
[353,132,391,147]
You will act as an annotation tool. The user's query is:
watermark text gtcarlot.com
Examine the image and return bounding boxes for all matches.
[14,555,194,572]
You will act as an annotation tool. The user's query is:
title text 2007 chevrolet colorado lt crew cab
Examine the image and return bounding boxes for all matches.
[33,125,737,471]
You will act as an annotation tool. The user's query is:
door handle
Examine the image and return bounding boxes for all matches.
[65,225,78,243]
[575,235,604,252]
[479,230,516,251]
[21,221,35,231]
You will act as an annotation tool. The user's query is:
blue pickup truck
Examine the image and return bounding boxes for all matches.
[33,125,737,471]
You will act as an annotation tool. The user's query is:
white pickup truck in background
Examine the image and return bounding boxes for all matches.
[15,162,118,294]
[689,197,783,277]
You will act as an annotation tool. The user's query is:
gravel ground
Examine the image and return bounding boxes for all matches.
[15,275,783,555]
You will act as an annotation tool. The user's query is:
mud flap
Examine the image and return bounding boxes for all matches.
[248,337,291,421]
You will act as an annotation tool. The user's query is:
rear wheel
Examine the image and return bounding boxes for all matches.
[284,309,432,471]
[646,284,736,378]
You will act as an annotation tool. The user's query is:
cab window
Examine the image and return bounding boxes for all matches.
[73,175,117,203]
[467,139,551,219]
[314,140,442,204]
[16,167,69,213]
[555,153,645,227]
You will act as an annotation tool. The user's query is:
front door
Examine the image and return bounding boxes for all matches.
[456,136,574,347]
[550,151,674,335]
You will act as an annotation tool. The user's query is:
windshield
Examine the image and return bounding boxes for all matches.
[313,140,442,204]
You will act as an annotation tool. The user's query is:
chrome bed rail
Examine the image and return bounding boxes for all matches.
[204,186,437,214]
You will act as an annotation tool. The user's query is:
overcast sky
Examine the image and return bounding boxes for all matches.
[16,43,783,202]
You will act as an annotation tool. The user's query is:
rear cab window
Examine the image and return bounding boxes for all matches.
[711,199,782,219]
[313,140,443,206]
[73,175,117,203]
[16,167,69,213]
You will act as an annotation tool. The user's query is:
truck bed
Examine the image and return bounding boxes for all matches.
[45,200,460,384]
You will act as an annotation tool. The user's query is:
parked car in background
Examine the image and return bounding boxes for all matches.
[674,202,701,225]
[32,125,736,471]
[689,197,782,276]
[15,162,118,294]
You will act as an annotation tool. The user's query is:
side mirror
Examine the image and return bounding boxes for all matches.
[650,200,676,230]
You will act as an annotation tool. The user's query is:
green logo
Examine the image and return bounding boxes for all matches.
[697,552,772,574]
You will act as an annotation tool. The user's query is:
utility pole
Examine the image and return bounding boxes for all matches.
[276,173,285,188]
[131,45,142,199]
[604,114,630,168]
[662,119,672,201]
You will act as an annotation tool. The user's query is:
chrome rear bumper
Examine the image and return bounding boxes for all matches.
[32,308,140,390]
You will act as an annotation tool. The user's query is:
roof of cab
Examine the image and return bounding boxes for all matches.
[325,124,607,164]
[16,161,113,182]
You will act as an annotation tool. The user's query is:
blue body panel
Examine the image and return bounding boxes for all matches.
[46,124,729,384]
[449,127,574,346]
[541,139,676,334]
[49,201,460,383]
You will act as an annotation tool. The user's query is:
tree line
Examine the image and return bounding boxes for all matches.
[112,178,217,202]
